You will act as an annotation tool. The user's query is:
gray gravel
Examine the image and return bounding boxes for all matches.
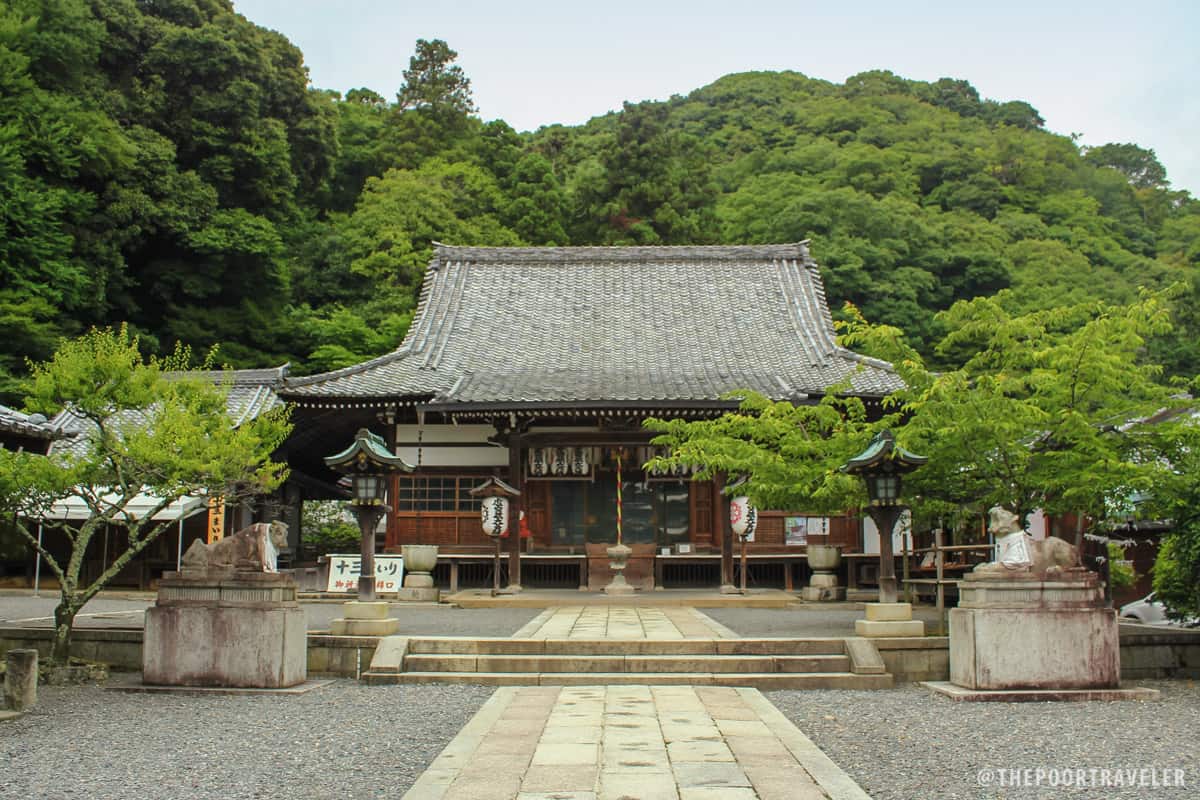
[0,681,494,800]
[768,680,1199,799]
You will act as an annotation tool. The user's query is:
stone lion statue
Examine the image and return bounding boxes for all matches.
[181,520,289,574]
[971,506,1080,578]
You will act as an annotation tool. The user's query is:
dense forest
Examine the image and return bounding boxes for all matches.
[3,0,1198,402]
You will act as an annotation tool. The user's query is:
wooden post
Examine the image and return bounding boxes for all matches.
[902,524,911,603]
[716,474,734,591]
[935,527,945,636]
[507,432,523,591]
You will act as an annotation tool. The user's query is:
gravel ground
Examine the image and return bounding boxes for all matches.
[768,680,1199,799]
[0,681,494,800]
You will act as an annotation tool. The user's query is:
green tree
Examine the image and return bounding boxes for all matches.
[843,291,1185,529]
[574,101,719,244]
[0,327,291,662]
[396,38,475,121]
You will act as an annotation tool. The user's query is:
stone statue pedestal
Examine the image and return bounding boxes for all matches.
[143,571,306,688]
[330,601,400,636]
[949,572,1118,690]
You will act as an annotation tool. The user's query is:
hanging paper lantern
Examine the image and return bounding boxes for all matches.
[571,446,589,475]
[551,446,571,476]
[529,448,548,476]
[730,496,758,539]
[480,496,510,538]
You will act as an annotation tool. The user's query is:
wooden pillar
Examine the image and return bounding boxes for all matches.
[715,473,734,589]
[507,431,523,590]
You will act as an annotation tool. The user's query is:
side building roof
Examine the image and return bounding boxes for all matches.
[49,365,287,458]
[281,243,901,409]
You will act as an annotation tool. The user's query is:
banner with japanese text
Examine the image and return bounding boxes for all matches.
[325,554,405,593]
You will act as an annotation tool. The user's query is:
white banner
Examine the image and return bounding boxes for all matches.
[326,554,405,593]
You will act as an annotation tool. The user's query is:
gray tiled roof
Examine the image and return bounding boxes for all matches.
[49,366,287,458]
[282,243,901,405]
[0,405,60,439]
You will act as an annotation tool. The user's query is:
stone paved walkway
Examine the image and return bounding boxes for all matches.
[402,684,868,800]
[515,607,739,640]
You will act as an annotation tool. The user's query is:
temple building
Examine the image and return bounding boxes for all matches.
[278,242,904,592]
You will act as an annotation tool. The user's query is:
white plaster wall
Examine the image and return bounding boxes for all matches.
[394,424,508,468]
[861,510,911,555]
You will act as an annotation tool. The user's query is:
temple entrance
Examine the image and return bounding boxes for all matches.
[548,472,689,548]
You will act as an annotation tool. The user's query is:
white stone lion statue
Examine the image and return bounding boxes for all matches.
[971,506,1080,578]
[181,521,289,574]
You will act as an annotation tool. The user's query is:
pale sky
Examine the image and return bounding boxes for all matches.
[233,0,1199,195]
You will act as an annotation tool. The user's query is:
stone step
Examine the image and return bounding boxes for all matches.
[404,637,848,657]
[363,671,894,689]
[402,653,853,674]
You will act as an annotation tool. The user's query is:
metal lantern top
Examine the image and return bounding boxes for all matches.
[468,476,521,499]
[324,428,413,477]
[841,430,928,507]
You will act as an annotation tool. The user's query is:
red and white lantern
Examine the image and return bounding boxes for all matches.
[480,496,510,538]
[730,496,757,540]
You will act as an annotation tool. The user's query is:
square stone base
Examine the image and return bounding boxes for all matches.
[144,603,306,688]
[865,602,913,621]
[950,603,1119,690]
[330,617,400,636]
[855,619,926,638]
[800,586,846,602]
[394,587,439,602]
[922,681,1159,702]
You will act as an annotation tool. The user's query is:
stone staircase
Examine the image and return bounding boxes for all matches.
[362,636,892,689]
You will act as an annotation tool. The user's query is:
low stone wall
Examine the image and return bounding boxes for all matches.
[1119,627,1200,679]
[0,628,143,670]
[3,626,1197,681]
[306,634,379,678]
[873,637,950,682]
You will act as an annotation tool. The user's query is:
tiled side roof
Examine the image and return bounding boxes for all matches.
[49,366,287,458]
[0,405,60,439]
[281,243,901,405]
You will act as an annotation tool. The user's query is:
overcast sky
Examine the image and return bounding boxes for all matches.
[232,0,1199,194]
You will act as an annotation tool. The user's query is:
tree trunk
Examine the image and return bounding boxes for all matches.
[50,602,79,664]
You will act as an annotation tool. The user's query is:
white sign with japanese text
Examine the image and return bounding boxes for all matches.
[326,554,405,593]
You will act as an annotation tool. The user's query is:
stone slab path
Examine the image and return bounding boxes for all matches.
[514,606,739,640]
[402,684,869,800]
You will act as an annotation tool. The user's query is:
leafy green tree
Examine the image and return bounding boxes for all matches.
[397,38,475,121]
[0,327,291,662]
[300,500,359,557]
[574,101,719,244]
[645,390,873,514]
[843,291,1186,529]
[1083,143,1169,190]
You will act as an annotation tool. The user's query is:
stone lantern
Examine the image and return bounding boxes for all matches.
[324,428,411,636]
[843,430,927,637]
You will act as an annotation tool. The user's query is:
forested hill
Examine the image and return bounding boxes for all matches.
[3,0,1198,402]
